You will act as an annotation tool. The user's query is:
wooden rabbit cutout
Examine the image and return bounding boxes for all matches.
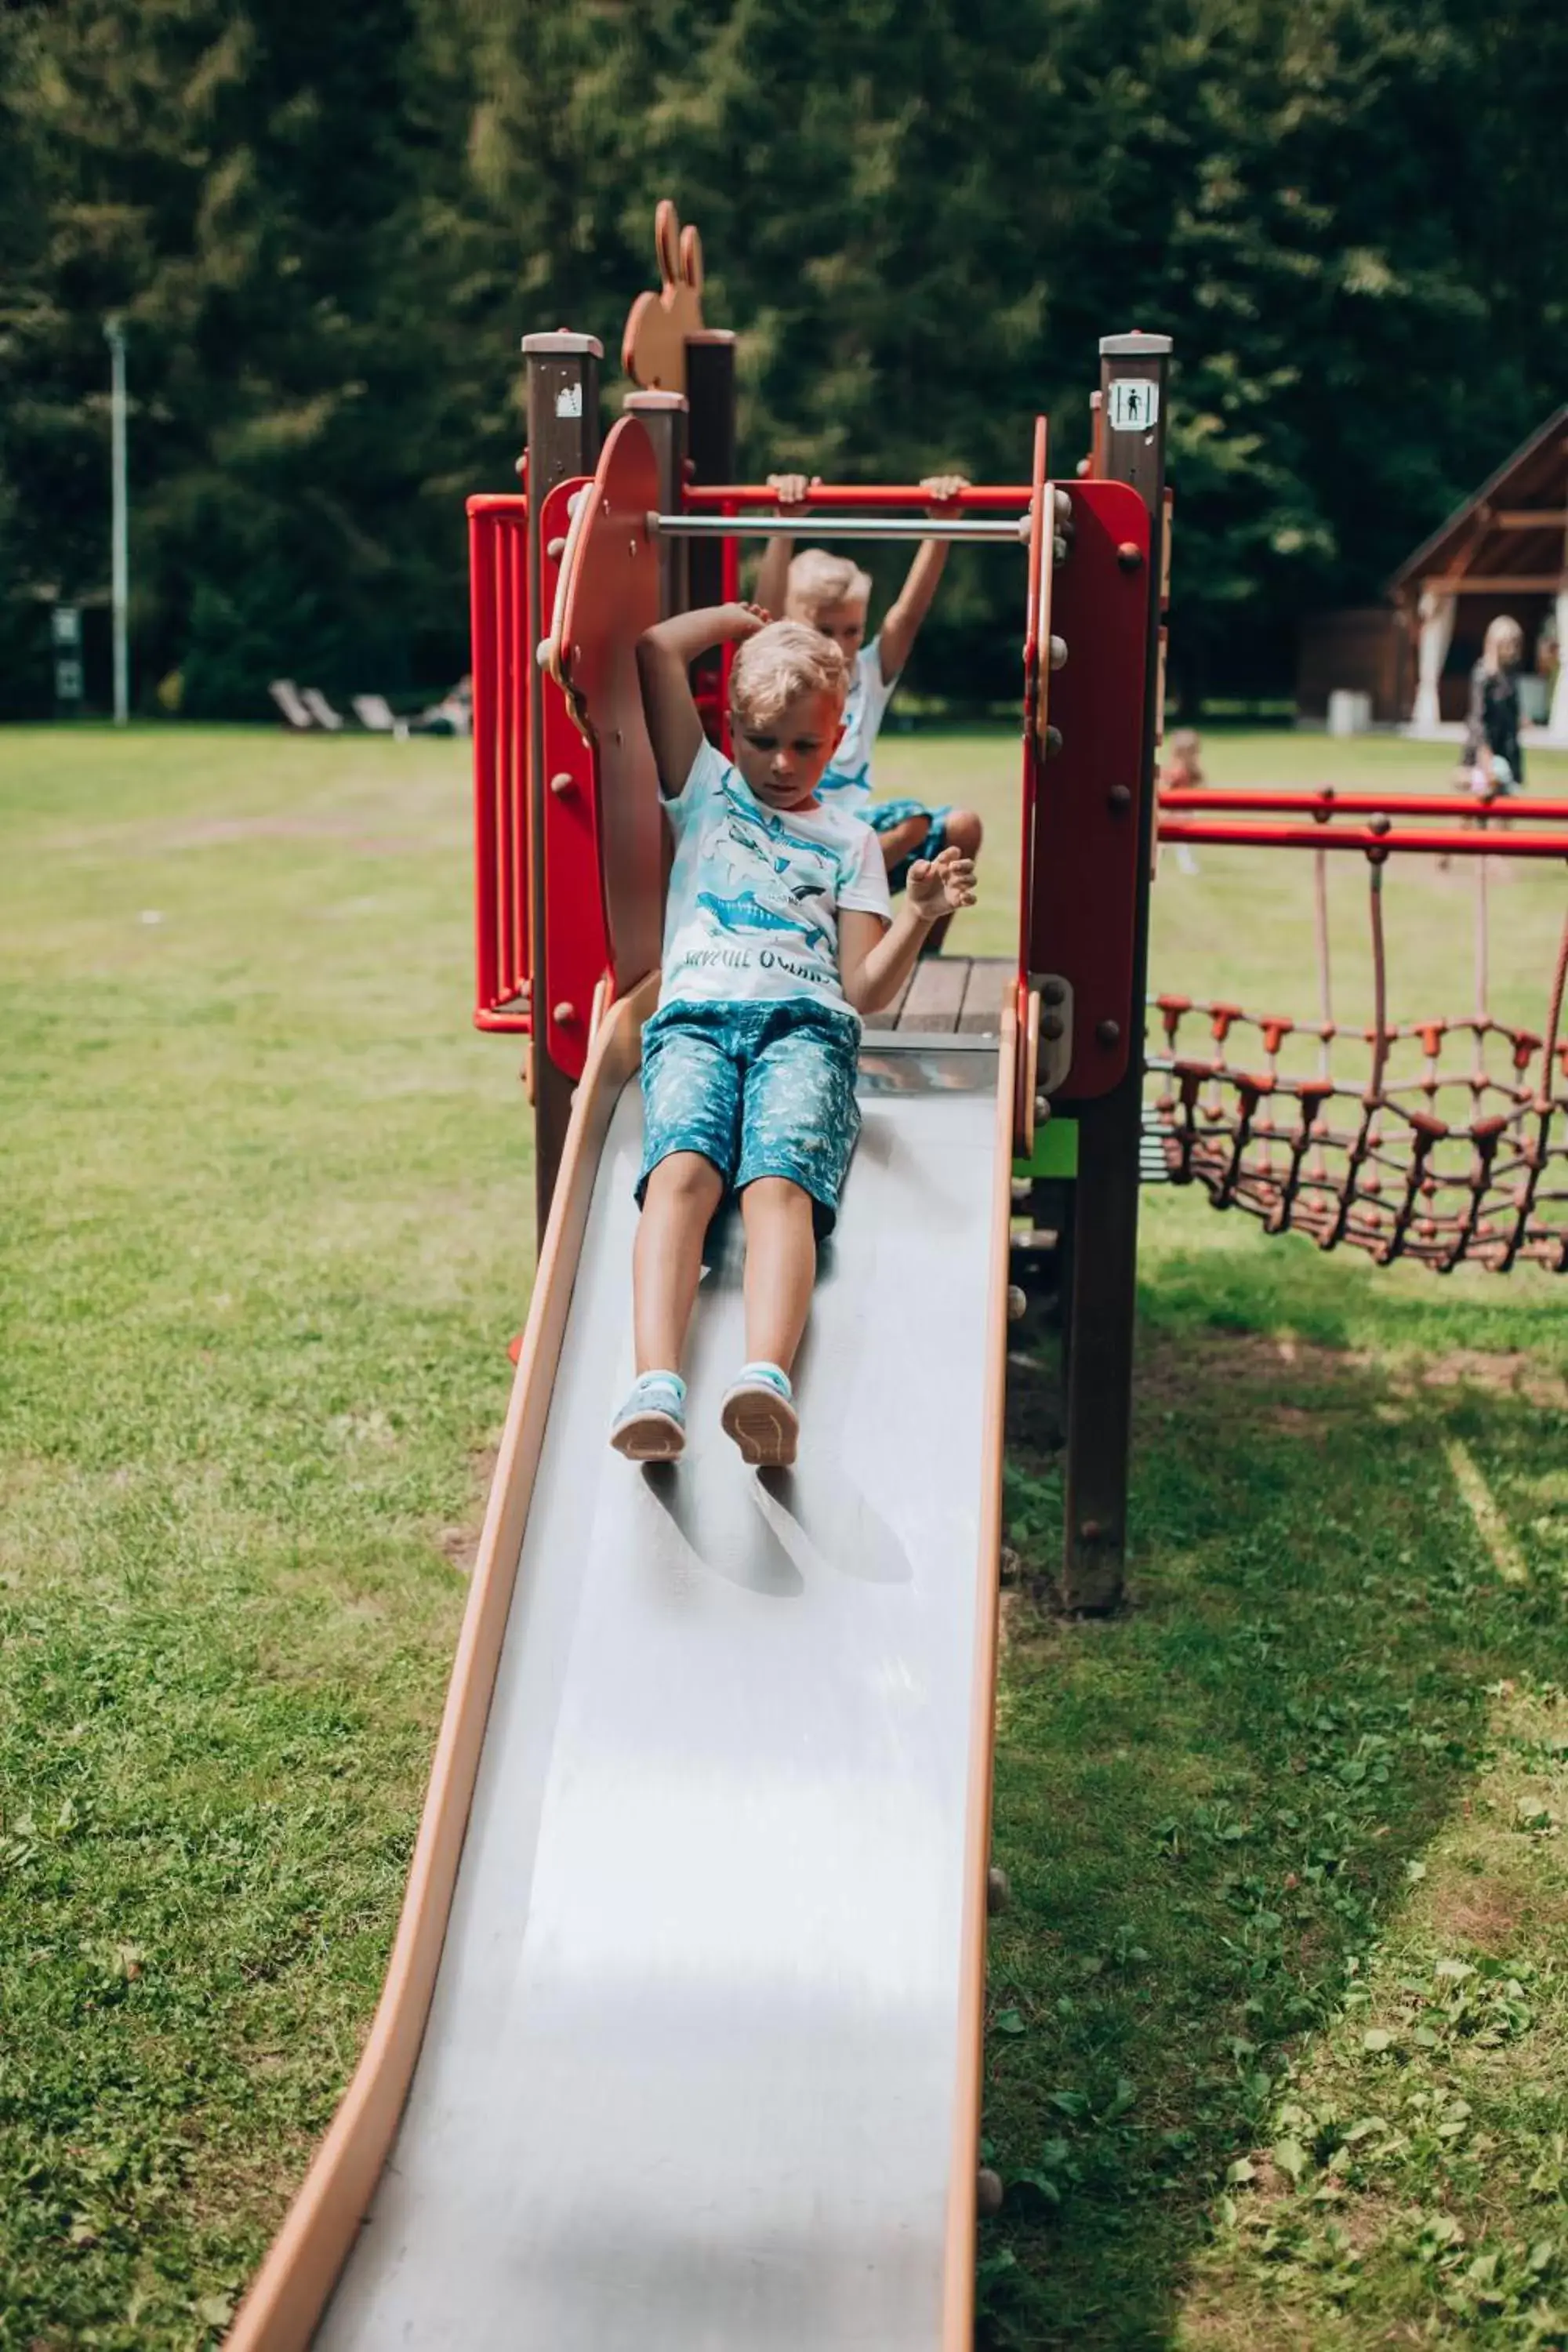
[621,200,705,393]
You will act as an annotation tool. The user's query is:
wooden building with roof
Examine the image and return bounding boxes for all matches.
[1297,406,1568,737]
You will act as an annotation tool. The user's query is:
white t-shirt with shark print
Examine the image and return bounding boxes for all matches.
[659,739,892,1014]
[818,637,900,809]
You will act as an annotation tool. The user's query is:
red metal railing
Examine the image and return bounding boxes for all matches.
[1157,814,1568,860]
[682,483,1033,511]
[466,493,531,1033]
[1160,786,1568,823]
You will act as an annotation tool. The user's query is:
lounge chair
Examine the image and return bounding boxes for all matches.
[300,688,347,731]
[352,694,410,740]
[269,679,315,730]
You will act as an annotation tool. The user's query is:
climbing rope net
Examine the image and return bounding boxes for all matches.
[1145,791,1568,1273]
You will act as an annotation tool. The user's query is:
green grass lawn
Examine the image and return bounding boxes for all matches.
[2,721,1566,2349]
[1,725,524,2347]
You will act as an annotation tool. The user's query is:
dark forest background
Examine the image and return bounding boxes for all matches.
[2,0,1563,717]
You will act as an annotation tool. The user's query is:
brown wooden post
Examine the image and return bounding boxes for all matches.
[523,330,602,1239]
[1060,332,1171,1610]
[683,332,736,612]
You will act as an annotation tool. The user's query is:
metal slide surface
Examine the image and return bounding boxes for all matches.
[315,1038,1001,2351]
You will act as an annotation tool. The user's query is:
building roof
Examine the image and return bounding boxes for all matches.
[1386,405,1568,601]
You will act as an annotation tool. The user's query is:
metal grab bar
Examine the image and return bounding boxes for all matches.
[649,510,1031,543]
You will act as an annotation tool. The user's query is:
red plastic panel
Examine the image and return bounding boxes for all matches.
[466,494,530,1029]
[556,418,664,999]
[1025,478,1150,1098]
[538,477,603,1079]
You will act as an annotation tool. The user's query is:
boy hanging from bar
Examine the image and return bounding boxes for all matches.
[610,605,978,1468]
[754,476,985,947]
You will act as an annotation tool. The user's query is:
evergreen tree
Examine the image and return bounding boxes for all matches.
[0,0,447,717]
[2,0,1564,716]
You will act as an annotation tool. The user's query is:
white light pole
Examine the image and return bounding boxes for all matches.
[105,316,129,724]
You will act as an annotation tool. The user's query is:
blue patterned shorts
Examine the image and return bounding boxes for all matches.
[868,797,953,892]
[637,997,862,1237]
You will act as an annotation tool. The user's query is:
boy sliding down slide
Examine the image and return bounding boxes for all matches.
[756,475,984,937]
[610,604,978,1469]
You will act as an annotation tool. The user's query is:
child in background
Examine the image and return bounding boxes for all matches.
[1160,728,1204,875]
[610,604,978,1469]
[756,477,984,927]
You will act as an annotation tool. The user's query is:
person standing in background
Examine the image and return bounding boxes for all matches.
[1461,615,1526,797]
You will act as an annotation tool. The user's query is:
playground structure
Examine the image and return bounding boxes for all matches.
[1149,789,1568,1272]
[226,207,1171,2351]
[226,203,1565,2352]
[463,236,1171,1618]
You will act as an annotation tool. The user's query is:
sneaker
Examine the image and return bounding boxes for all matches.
[720,1362,799,1468]
[609,1370,687,1461]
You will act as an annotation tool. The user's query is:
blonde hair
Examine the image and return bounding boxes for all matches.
[1483,614,1525,673]
[784,548,873,619]
[730,620,848,726]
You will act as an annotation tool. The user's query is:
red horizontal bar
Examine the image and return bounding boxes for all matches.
[683,483,1033,512]
[1160,786,1568,824]
[473,1006,532,1034]
[1158,818,1568,859]
[466,493,528,518]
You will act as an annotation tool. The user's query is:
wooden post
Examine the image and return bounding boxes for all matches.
[1060,332,1171,1610]
[523,331,602,1239]
[683,332,736,612]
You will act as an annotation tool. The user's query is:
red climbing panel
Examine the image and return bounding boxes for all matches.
[1025,478,1151,1099]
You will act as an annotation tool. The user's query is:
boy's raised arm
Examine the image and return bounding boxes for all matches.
[752,474,814,621]
[878,473,969,681]
[637,604,766,796]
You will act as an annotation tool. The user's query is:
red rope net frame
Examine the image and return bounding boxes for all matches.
[1145,810,1568,1274]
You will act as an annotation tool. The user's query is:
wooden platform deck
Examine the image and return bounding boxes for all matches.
[867,955,1013,1037]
